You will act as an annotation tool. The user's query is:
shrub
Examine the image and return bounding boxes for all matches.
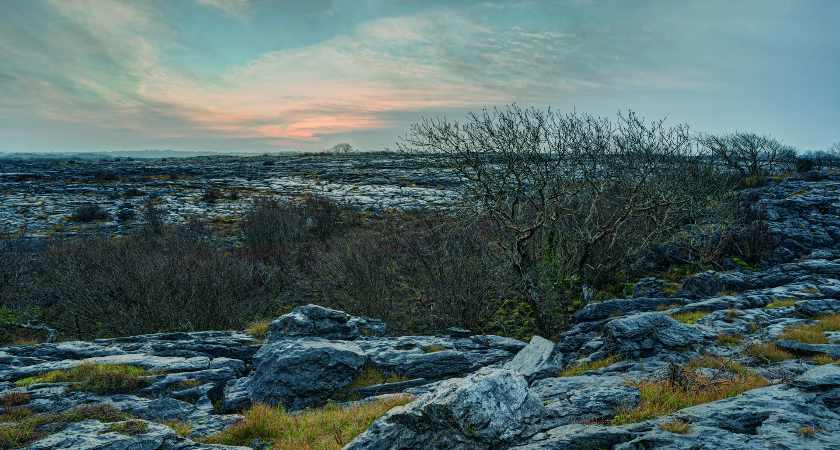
[559,355,621,377]
[745,342,794,363]
[671,311,708,324]
[611,364,767,424]
[202,395,412,449]
[68,204,110,222]
[1,392,31,408]
[402,106,730,336]
[15,363,150,394]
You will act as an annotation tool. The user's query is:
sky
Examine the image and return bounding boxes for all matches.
[0,0,838,153]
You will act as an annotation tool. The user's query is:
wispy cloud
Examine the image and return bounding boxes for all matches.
[195,0,251,21]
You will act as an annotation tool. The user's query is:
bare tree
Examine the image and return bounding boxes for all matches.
[328,143,354,154]
[699,132,789,179]
[400,105,722,335]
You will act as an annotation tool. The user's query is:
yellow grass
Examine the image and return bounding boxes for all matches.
[811,354,839,365]
[0,404,130,448]
[715,333,742,346]
[611,368,767,424]
[202,395,412,449]
[744,342,795,363]
[559,355,621,377]
[670,311,708,324]
[780,324,828,344]
[245,320,271,340]
[659,419,691,434]
[164,419,193,437]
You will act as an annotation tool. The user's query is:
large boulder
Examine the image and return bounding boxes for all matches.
[247,338,367,410]
[345,368,546,450]
[267,304,386,342]
[530,375,639,425]
[504,336,564,382]
[604,312,710,357]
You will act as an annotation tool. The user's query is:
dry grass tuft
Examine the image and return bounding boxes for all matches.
[245,320,271,340]
[799,425,818,438]
[164,419,192,437]
[715,334,742,346]
[780,324,828,344]
[1,392,31,408]
[0,403,130,448]
[670,311,708,325]
[659,419,691,434]
[811,354,839,365]
[611,364,767,424]
[559,355,621,377]
[15,363,151,394]
[202,395,412,449]
[105,420,149,435]
[744,342,795,363]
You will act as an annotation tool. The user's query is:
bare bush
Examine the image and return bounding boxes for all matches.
[69,204,110,222]
[699,132,792,180]
[400,106,729,335]
[28,230,282,339]
[240,196,347,263]
[304,213,511,334]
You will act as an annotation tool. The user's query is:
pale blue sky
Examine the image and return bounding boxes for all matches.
[1,0,838,152]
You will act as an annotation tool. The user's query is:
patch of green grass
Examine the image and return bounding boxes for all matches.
[421,344,446,353]
[765,298,797,309]
[559,355,621,377]
[670,311,708,325]
[245,320,271,340]
[15,363,151,394]
[611,367,767,424]
[715,333,743,347]
[659,419,691,434]
[745,342,795,363]
[202,395,412,449]
[105,420,148,435]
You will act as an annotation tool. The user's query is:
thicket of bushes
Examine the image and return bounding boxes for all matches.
[0,107,803,341]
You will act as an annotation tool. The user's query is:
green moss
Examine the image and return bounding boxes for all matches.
[729,257,756,271]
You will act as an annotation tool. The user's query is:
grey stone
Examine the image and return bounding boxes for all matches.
[604,312,711,356]
[574,297,688,323]
[504,335,563,382]
[247,338,366,410]
[267,304,386,341]
[345,368,545,450]
[530,375,640,425]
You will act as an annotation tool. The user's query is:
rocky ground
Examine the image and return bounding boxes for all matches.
[1,177,839,449]
[0,153,460,239]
